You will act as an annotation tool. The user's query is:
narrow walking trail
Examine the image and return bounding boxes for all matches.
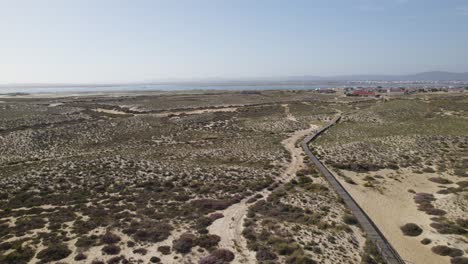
[208,123,318,263]
[281,104,298,122]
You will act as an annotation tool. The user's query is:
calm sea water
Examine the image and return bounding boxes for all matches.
[0,84,329,94]
[0,83,452,94]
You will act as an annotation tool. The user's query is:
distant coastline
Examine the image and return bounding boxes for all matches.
[1,81,467,95]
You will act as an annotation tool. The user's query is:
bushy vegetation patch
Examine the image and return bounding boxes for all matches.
[400,223,423,236]
[36,243,72,262]
[430,219,467,235]
[429,177,453,184]
[173,233,197,254]
[101,232,121,244]
[431,245,463,257]
[0,245,35,264]
[102,245,121,255]
[343,214,359,226]
[150,246,167,256]
[361,239,384,264]
[451,257,468,264]
[197,234,221,249]
[414,193,447,216]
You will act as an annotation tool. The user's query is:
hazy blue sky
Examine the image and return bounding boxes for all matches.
[1,0,467,83]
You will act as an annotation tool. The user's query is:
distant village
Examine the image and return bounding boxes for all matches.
[316,86,467,97]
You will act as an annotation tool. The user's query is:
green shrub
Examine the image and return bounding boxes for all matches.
[150,256,161,263]
[451,257,468,264]
[37,243,72,262]
[400,223,423,236]
[102,245,121,255]
[74,253,87,261]
[420,238,431,245]
[431,245,463,257]
[101,232,121,244]
[0,246,35,264]
[197,234,221,249]
[274,243,298,255]
[173,233,197,254]
[343,214,359,225]
[210,249,235,262]
[157,245,171,255]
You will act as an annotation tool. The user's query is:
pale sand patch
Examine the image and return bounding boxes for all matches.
[208,124,318,264]
[48,102,63,107]
[334,168,463,264]
[94,108,129,115]
[281,104,298,122]
[153,107,238,117]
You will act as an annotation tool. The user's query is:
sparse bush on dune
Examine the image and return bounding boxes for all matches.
[124,220,172,243]
[431,245,463,257]
[102,244,121,255]
[107,255,125,264]
[451,257,468,264]
[101,232,121,244]
[197,234,221,249]
[132,248,147,255]
[150,256,161,263]
[343,213,359,226]
[208,213,224,221]
[413,192,447,216]
[429,177,453,184]
[275,242,299,256]
[400,223,423,236]
[210,249,235,262]
[36,243,72,262]
[422,167,436,173]
[199,255,223,264]
[430,220,467,235]
[173,233,198,254]
[456,218,468,229]
[285,251,317,264]
[361,239,383,264]
[157,245,171,255]
[256,248,278,261]
[191,199,235,212]
[0,245,35,264]
[74,253,87,261]
[75,235,100,248]
[420,238,432,245]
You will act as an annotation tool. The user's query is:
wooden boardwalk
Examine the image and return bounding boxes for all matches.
[302,116,406,264]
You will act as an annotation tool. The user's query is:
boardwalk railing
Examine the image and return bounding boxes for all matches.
[301,116,406,264]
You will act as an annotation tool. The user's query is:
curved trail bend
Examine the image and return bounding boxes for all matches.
[208,124,318,263]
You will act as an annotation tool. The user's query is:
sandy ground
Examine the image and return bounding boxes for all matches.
[281,104,298,122]
[334,168,465,264]
[92,106,238,117]
[94,108,130,115]
[208,123,318,263]
[152,107,238,117]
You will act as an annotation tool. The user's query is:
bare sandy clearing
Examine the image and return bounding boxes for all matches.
[153,107,238,117]
[335,168,464,264]
[281,104,298,122]
[94,108,129,115]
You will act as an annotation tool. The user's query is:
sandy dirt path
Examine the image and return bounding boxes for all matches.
[281,104,298,122]
[208,124,318,263]
[152,107,238,117]
[92,106,238,116]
